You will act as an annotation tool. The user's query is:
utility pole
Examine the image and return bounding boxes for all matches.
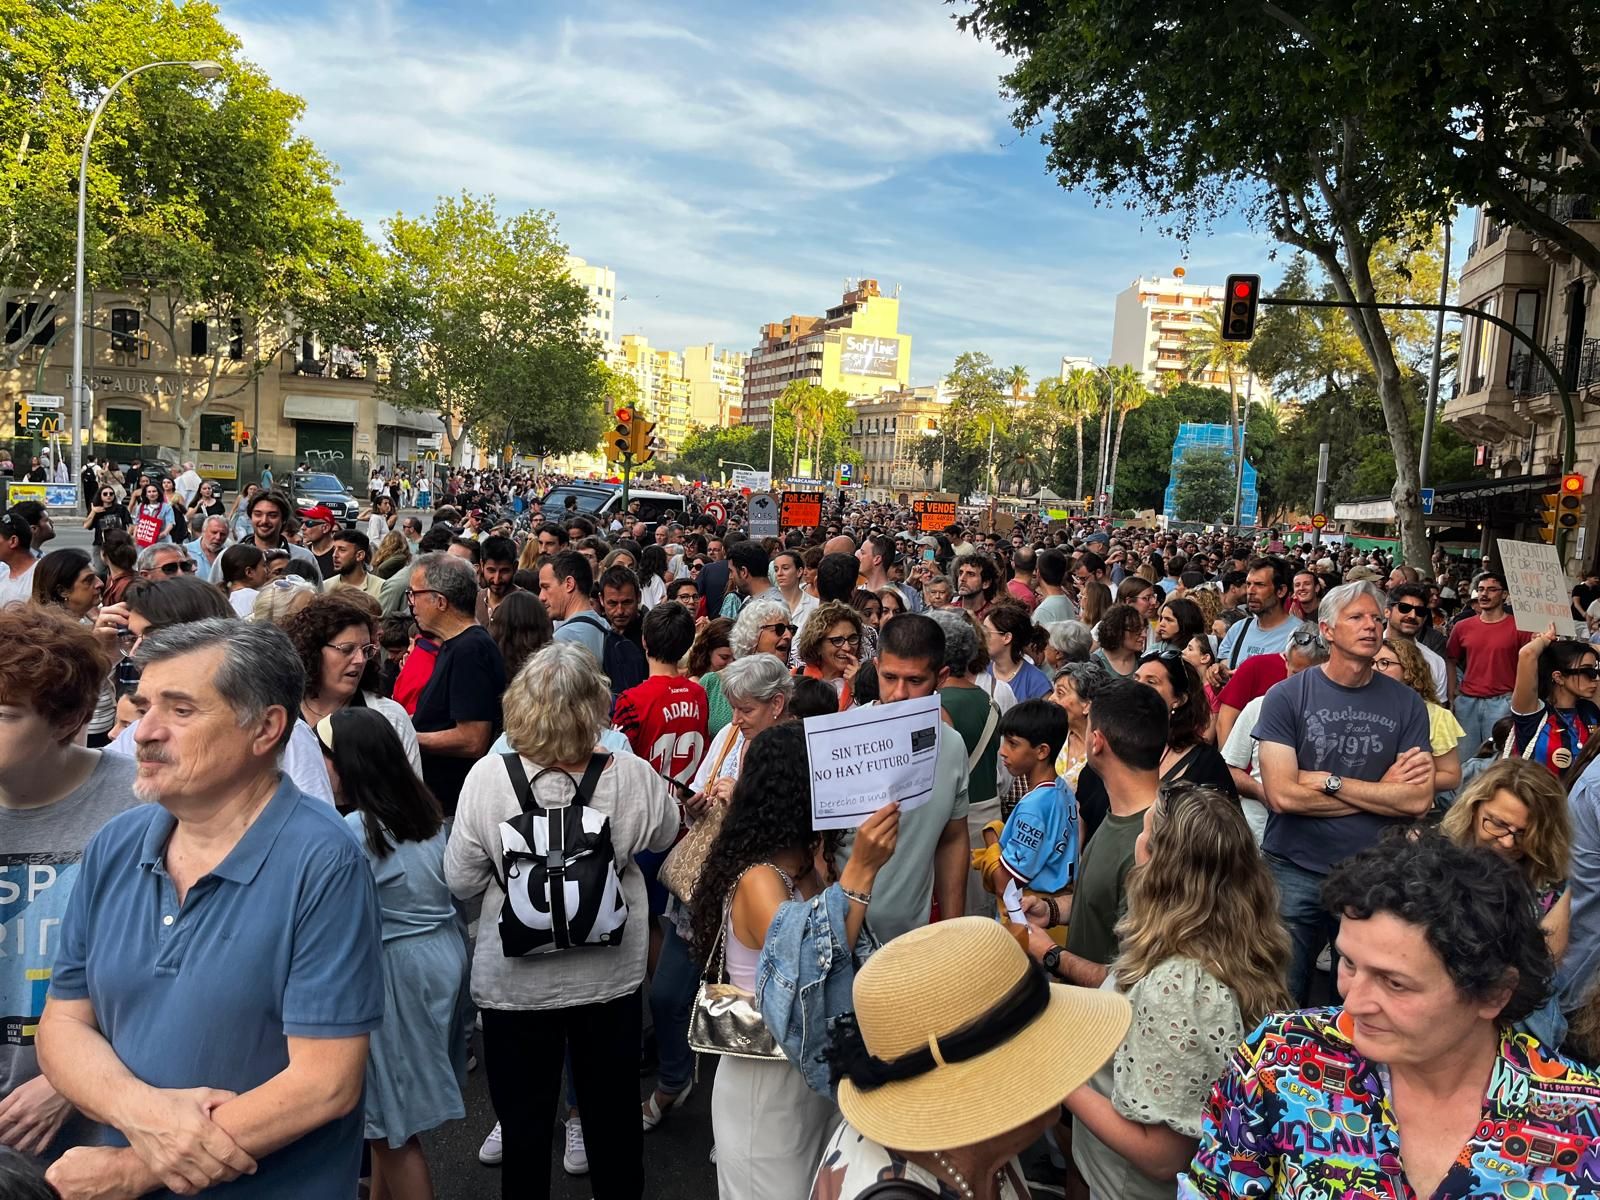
[1310,442,1330,551]
[1419,220,1452,490]
[1231,374,1253,527]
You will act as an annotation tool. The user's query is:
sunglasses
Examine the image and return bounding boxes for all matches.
[1561,666,1600,681]
[157,560,197,576]
[1390,601,1426,616]
[760,622,798,636]
[1289,629,1328,650]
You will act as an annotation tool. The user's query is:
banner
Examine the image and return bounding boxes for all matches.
[780,491,823,529]
[803,694,941,831]
[196,450,238,481]
[730,468,771,492]
[912,498,957,533]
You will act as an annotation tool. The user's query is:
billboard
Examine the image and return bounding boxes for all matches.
[839,335,901,379]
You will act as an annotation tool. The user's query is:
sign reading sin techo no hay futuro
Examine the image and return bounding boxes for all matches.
[802,694,942,831]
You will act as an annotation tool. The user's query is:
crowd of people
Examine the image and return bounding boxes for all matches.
[3,464,1600,1200]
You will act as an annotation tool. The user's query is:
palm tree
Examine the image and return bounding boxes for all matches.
[1105,365,1147,511]
[1061,368,1099,502]
[1006,364,1030,406]
[1191,307,1251,520]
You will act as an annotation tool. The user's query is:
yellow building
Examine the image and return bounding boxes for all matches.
[743,279,912,429]
[683,343,745,427]
[616,334,695,459]
[848,385,947,502]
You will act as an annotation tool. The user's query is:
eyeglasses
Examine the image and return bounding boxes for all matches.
[157,560,197,576]
[326,641,379,660]
[1372,656,1401,671]
[1390,601,1426,616]
[825,634,862,649]
[1481,812,1527,844]
[759,622,797,636]
[404,588,442,602]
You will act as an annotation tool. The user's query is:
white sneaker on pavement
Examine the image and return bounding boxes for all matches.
[478,1121,503,1166]
[563,1117,589,1175]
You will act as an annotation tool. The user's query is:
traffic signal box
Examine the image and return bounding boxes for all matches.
[603,405,656,468]
[1222,274,1261,342]
[604,406,632,463]
[1544,473,1586,542]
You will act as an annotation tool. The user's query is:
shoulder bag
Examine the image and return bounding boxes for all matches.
[658,728,742,905]
[688,863,793,1061]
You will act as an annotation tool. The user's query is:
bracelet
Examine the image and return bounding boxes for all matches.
[841,886,872,906]
[1045,895,1061,928]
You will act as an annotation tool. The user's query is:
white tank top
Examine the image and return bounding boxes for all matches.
[725,863,795,992]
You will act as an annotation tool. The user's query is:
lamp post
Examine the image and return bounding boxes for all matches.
[70,59,222,494]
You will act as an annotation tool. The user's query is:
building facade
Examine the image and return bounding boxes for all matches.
[616,334,695,460]
[3,290,440,487]
[565,254,618,347]
[742,279,912,430]
[1441,199,1600,566]
[1109,275,1268,398]
[848,385,946,502]
[683,343,745,428]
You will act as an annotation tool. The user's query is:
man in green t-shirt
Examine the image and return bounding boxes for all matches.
[1028,678,1166,983]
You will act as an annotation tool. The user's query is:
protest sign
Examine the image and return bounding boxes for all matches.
[912,498,957,533]
[803,694,942,831]
[1496,538,1580,638]
[781,490,823,529]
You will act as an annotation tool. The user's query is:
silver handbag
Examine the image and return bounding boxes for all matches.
[687,870,788,1061]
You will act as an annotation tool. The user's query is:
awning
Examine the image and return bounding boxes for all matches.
[281,394,358,424]
[378,401,444,434]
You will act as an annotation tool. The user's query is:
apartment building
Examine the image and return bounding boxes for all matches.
[848,385,946,502]
[565,254,618,347]
[682,343,745,428]
[616,334,694,458]
[1109,274,1268,397]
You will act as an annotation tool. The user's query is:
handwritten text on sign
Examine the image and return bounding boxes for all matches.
[1496,539,1580,638]
[802,694,941,831]
[780,490,823,529]
[913,498,957,533]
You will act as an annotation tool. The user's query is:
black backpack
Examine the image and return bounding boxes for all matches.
[495,752,628,957]
[565,612,648,695]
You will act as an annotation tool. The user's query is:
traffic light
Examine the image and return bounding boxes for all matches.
[604,405,632,463]
[1558,472,1586,534]
[628,412,656,463]
[1222,274,1261,341]
[1541,493,1561,542]
[231,420,246,444]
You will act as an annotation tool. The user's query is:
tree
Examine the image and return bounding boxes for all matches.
[377,193,605,465]
[917,352,1008,499]
[1104,365,1147,510]
[1059,367,1098,501]
[1173,447,1236,523]
[959,0,1452,563]
[0,0,380,454]
[775,380,852,479]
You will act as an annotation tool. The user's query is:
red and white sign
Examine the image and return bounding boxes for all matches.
[705,501,727,525]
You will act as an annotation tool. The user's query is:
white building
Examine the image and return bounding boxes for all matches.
[565,254,618,347]
[1109,275,1268,397]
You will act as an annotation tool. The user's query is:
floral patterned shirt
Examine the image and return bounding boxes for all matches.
[811,1122,1030,1200]
[1180,1006,1600,1200]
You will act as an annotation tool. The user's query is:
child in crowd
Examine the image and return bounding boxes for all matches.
[973,698,1080,946]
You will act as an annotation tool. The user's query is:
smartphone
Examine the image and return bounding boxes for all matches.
[922,547,936,562]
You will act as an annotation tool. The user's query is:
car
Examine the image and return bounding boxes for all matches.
[288,470,359,528]
[539,482,686,534]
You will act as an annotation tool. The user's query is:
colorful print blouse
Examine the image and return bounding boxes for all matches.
[1180,1006,1600,1200]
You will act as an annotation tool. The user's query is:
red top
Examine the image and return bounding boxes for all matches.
[1217,652,1289,711]
[393,638,439,716]
[612,675,710,786]
[1006,579,1039,612]
[1446,614,1533,697]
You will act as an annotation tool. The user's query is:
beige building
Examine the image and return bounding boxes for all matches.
[848,385,947,502]
[1442,198,1600,566]
[683,343,745,428]
[1109,274,1269,397]
[3,290,440,485]
[616,334,694,459]
[743,279,912,430]
[565,254,618,347]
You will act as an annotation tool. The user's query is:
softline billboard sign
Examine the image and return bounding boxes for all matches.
[839,335,900,379]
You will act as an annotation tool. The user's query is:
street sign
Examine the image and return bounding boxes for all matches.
[1311,513,1327,530]
[1419,487,1435,515]
[748,493,780,538]
[24,393,63,409]
[416,435,441,450]
[704,501,728,526]
[780,491,823,530]
[912,498,958,534]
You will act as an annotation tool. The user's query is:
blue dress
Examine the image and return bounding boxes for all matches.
[343,817,471,1146]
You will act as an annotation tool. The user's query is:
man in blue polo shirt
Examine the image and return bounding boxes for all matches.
[37,619,383,1199]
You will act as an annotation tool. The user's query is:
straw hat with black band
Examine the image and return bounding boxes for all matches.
[829,917,1130,1153]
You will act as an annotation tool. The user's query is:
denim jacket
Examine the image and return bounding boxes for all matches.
[756,882,877,1097]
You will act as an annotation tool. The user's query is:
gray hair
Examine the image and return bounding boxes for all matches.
[201,515,230,534]
[414,551,479,614]
[1286,619,1332,665]
[1318,581,1385,627]
[720,652,795,705]
[928,607,978,675]
[1056,659,1114,702]
[729,596,791,658]
[136,618,304,751]
[136,542,190,572]
[1046,620,1093,663]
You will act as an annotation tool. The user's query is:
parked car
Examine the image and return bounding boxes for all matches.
[539,482,687,533]
[289,470,359,528]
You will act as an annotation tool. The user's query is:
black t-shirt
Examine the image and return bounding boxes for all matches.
[1161,743,1239,798]
[313,547,337,579]
[412,624,506,814]
[90,504,131,546]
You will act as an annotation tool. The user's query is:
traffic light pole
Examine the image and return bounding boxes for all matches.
[1257,295,1578,558]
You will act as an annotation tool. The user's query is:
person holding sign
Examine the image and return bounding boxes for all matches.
[1507,624,1600,775]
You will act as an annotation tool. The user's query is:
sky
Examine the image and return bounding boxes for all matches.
[219,0,1320,388]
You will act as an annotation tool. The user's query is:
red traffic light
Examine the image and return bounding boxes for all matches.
[615,406,633,423]
[1222,273,1261,342]
[1562,472,1585,496]
[1232,281,1253,298]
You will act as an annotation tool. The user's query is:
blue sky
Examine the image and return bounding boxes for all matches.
[219,0,1323,387]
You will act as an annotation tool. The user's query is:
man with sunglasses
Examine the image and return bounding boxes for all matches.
[1447,570,1534,755]
[135,543,196,581]
[1386,584,1450,704]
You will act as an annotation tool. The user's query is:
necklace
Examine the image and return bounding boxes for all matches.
[929,1150,1004,1198]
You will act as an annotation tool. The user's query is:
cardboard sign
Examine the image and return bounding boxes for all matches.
[748,493,779,538]
[780,490,823,529]
[1496,538,1580,637]
[912,498,957,533]
[803,695,942,831]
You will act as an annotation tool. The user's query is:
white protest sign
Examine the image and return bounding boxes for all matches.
[731,468,771,492]
[803,693,942,831]
[1496,538,1580,638]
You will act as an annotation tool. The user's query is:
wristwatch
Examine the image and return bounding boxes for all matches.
[1042,946,1063,977]
[1322,775,1344,795]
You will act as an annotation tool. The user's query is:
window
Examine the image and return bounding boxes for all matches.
[103,407,142,446]
[5,302,56,347]
[191,319,209,357]
[230,317,243,360]
[110,308,140,354]
[1467,296,1497,392]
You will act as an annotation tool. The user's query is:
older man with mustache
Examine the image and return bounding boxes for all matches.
[37,620,384,1200]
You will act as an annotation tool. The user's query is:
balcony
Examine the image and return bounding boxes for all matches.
[1508,338,1600,399]
[1552,194,1597,224]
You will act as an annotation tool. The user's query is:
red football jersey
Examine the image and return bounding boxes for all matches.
[612,675,709,786]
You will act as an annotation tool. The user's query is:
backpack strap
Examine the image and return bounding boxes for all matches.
[969,696,1000,774]
[1227,616,1255,669]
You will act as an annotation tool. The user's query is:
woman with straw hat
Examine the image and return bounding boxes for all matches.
[812,917,1131,1200]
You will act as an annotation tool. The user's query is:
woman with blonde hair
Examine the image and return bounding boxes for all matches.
[1037,783,1290,1198]
[1439,758,1572,958]
[446,642,677,1199]
[372,529,411,578]
[247,575,319,626]
[1374,635,1465,793]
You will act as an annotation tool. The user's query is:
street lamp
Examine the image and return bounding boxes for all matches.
[70,59,222,492]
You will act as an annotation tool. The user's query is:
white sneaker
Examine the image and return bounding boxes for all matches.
[563,1118,589,1175]
[478,1121,503,1166]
